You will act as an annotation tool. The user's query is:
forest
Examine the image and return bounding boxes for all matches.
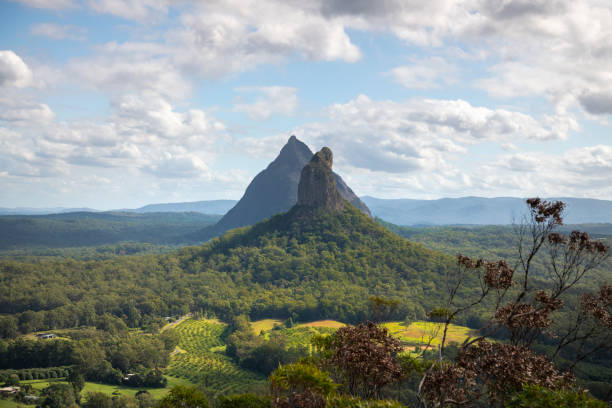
[0,202,610,407]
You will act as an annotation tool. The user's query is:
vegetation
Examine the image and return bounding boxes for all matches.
[0,198,610,406]
[0,212,219,251]
[164,318,266,396]
[416,199,611,406]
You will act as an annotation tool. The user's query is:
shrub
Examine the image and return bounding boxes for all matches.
[506,385,607,408]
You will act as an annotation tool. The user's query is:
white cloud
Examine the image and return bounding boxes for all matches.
[31,23,86,41]
[68,55,190,100]
[165,0,361,78]
[305,95,573,174]
[234,86,298,120]
[0,50,33,88]
[87,0,170,21]
[12,0,77,9]
[480,145,612,198]
[0,96,55,123]
[389,56,458,89]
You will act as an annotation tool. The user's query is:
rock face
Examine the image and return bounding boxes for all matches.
[197,135,371,240]
[297,147,345,211]
[212,135,313,235]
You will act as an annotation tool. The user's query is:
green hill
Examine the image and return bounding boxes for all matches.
[178,204,454,323]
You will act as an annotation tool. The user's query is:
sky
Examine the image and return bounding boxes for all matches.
[0,0,611,209]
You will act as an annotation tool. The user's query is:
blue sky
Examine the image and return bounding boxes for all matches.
[0,0,611,209]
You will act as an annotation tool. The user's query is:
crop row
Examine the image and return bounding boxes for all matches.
[166,319,265,395]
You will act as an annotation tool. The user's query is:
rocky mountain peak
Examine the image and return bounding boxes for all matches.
[297,147,345,211]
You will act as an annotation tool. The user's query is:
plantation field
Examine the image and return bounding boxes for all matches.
[165,318,266,396]
[382,321,474,347]
[298,320,346,328]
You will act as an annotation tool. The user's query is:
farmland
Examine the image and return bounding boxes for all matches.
[161,317,475,395]
[165,318,267,396]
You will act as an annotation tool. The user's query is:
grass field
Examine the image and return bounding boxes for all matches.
[298,320,347,328]
[0,399,22,408]
[251,319,283,335]
[165,318,266,396]
[0,376,194,408]
[382,321,473,347]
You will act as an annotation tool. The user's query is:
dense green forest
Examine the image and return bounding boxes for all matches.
[0,204,610,405]
[0,212,220,250]
[0,205,454,335]
[378,221,612,290]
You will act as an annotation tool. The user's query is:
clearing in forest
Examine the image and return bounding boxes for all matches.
[298,320,347,328]
[382,321,474,346]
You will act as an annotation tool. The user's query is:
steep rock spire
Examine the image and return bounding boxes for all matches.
[297,147,345,211]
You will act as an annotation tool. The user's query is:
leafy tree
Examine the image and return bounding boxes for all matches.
[38,383,77,408]
[418,199,610,407]
[218,394,271,408]
[270,362,337,408]
[506,385,607,408]
[0,315,18,338]
[324,322,403,399]
[5,373,19,386]
[82,392,114,408]
[68,369,85,394]
[156,385,209,408]
[135,391,156,408]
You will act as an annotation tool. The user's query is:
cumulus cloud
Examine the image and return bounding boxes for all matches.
[31,23,86,41]
[302,95,573,174]
[0,91,227,184]
[165,0,362,78]
[0,97,55,123]
[579,92,612,115]
[12,0,77,9]
[68,55,190,100]
[480,145,612,198]
[0,50,33,88]
[318,0,612,116]
[389,56,458,89]
[234,86,298,120]
[87,0,169,21]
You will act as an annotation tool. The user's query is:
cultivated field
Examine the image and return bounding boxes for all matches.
[165,318,266,396]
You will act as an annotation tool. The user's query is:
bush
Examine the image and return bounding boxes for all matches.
[218,394,271,408]
[5,373,19,386]
[506,386,607,408]
[157,385,209,408]
[82,392,113,408]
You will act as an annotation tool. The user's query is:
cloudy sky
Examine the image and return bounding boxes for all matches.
[1,0,611,209]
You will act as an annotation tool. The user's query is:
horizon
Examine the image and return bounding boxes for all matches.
[3,194,612,213]
[1,1,611,208]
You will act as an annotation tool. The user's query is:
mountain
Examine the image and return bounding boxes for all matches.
[181,147,452,321]
[362,196,612,225]
[130,200,237,214]
[198,135,370,240]
[0,207,100,215]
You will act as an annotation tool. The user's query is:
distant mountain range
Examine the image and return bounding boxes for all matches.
[0,207,100,215]
[5,196,612,226]
[361,196,612,225]
[125,199,237,215]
